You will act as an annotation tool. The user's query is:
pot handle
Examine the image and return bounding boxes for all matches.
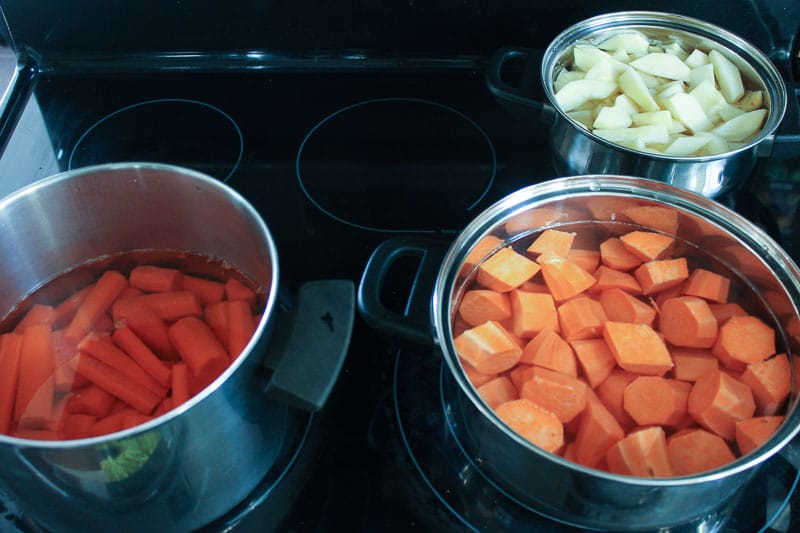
[357,236,451,348]
[262,279,354,411]
[485,46,555,125]
[760,82,800,159]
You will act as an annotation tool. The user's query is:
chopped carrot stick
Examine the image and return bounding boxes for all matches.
[652,281,686,311]
[606,426,674,478]
[12,428,61,441]
[460,235,503,277]
[458,290,512,327]
[453,320,523,375]
[168,316,230,392]
[504,206,569,234]
[619,231,675,262]
[79,333,167,398]
[179,274,226,305]
[0,333,23,434]
[622,205,679,235]
[537,251,596,301]
[667,428,736,475]
[118,291,202,322]
[519,366,588,423]
[225,278,257,307]
[64,270,128,343]
[506,363,531,390]
[204,300,229,347]
[634,257,689,295]
[129,265,182,293]
[53,284,92,329]
[477,247,541,293]
[573,391,625,468]
[711,315,775,366]
[526,229,575,258]
[14,324,55,424]
[171,362,191,408]
[570,338,617,388]
[557,296,607,341]
[89,407,140,437]
[111,326,172,388]
[596,369,639,430]
[708,302,748,324]
[518,280,550,293]
[598,288,656,326]
[739,354,791,416]
[14,304,56,332]
[62,413,96,440]
[623,376,689,427]
[65,384,116,418]
[461,358,497,388]
[153,397,173,418]
[116,301,179,361]
[659,296,718,348]
[477,376,518,409]
[682,268,730,304]
[603,321,673,376]
[226,299,257,359]
[520,329,577,377]
[567,249,601,273]
[735,416,784,456]
[118,286,144,299]
[495,398,564,454]
[670,348,719,382]
[599,237,643,271]
[508,290,558,339]
[589,265,642,295]
[74,353,161,414]
[688,369,755,440]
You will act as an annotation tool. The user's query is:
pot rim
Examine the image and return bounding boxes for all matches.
[0,161,280,448]
[432,174,800,486]
[539,10,788,162]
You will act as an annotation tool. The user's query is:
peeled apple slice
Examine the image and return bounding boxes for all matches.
[664,135,711,156]
[573,45,627,75]
[663,93,712,133]
[555,79,618,112]
[597,32,651,56]
[594,124,669,145]
[631,53,691,81]
[618,68,660,112]
[593,106,633,129]
[709,49,744,103]
[711,109,767,142]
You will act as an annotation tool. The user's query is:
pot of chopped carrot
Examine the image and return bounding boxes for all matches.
[0,163,354,532]
[359,175,800,530]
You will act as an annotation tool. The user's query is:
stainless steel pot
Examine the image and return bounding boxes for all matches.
[0,162,354,532]
[486,11,798,198]
[359,175,800,530]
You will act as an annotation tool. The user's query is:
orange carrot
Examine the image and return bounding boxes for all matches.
[508,290,558,338]
[477,376,518,409]
[168,316,230,392]
[118,291,202,322]
[598,288,656,326]
[64,270,128,343]
[682,268,730,304]
[74,353,161,414]
[557,296,607,341]
[708,302,748,324]
[226,299,257,359]
[89,407,140,437]
[711,315,775,366]
[651,281,686,311]
[599,237,643,271]
[225,277,257,307]
[735,416,784,456]
[520,329,577,377]
[659,296,718,348]
[596,369,639,430]
[495,398,564,454]
[519,366,588,423]
[622,205,679,235]
[180,274,226,305]
[739,354,791,416]
[518,280,550,293]
[603,321,673,376]
[171,362,191,407]
[79,333,167,398]
[573,391,625,468]
[623,376,689,427]
[118,286,144,300]
[687,369,755,440]
[506,363,531,390]
[111,326,172,388]
[460,235,503,277]
[14,304,56,332]
[458,290,511,327]
[461,358,497,388]
[634,257,689,295]
[606,426,674,477]
[53,284,93,329]
[14,324,55,424]
[204,300,229,347]
[619,231,675,262]
[116,301,179,361]
[153,397,173,418]
[526,229,575,258]
[65,384,116,418]
[0,333,23,434]
[589,265,642,294]
[537,251,596,301]
[567,249,601,273]
[453,320,523,375]
[129,265,182,293]
[667,428,736,475]
[570,338,618,388]
[62,413,96,440]
[477,247,541,293]
[670,348,719,382]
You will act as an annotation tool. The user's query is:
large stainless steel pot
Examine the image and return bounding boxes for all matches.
[0,162,354,532]
[486,11,798,198]
[359,175,800,530]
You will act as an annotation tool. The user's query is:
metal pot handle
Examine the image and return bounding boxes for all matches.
[262,279,354,411]
[485,46,556,125]
[357,236,450,348]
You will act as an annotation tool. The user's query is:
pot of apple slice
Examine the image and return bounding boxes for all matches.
[486,11,796,198]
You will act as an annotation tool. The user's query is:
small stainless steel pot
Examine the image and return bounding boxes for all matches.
[0,162,354,532]
[486,11,797,198]
[359,175,800,530]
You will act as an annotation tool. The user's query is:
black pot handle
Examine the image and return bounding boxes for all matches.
[485,46,555,125]
[357,236,450,348]
[262,279,354,411]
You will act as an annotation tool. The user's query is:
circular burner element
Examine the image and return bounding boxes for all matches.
[68,98,243,181]
[296,98,496,233]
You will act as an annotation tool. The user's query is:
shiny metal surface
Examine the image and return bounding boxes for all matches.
[0,163,297,532]
[431,175,800,530]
